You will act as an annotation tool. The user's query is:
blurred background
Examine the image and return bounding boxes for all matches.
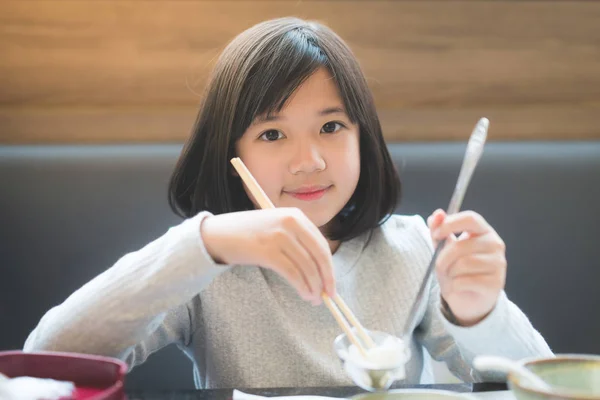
[1,0,599,144]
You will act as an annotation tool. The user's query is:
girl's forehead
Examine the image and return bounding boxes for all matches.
[279,70,344,111]
[296,68,338,94]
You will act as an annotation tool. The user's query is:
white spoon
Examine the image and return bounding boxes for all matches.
[473,355,553,392]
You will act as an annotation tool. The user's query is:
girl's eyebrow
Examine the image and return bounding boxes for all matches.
[253,106,347,126]
[318,106,346,116]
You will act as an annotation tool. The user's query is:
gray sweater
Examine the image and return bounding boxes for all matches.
[24,212,553,389]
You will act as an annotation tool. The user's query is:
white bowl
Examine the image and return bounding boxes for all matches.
[334,329,410,392]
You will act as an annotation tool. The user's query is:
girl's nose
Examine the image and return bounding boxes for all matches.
[289,142,326,175]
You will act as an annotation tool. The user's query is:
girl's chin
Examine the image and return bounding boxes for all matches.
[312,213,340,232]
[277,200,341,228]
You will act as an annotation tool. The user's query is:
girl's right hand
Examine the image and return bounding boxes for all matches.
[200,208,336,305]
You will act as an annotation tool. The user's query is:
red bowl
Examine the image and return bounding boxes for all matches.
[0,350,127,400]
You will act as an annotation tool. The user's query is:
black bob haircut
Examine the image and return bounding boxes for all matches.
[169,17,401,242]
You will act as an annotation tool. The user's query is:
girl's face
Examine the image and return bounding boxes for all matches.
[236,68,361,232]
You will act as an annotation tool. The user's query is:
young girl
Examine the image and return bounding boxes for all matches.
[24,17,552,389]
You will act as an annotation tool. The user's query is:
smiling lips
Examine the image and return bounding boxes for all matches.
[285,185,331,201]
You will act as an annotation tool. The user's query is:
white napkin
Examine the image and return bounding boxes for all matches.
[0,374,75,400]
[233,389,515,400]
[233,389,346,400]
[469,391,515,400]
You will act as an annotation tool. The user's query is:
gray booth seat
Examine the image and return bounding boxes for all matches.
[1,142,599,390]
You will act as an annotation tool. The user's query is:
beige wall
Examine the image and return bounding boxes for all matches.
[1,1,599,144]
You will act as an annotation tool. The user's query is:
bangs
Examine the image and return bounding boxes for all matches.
[232,28,330,140]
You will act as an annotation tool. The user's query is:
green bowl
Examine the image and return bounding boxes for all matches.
[508,354,600,400]
[351,389,475,400]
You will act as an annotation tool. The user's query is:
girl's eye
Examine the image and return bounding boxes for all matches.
[320,121,344,134]
[259,130,284,141]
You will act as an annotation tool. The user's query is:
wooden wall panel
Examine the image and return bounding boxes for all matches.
[1,1,599,143]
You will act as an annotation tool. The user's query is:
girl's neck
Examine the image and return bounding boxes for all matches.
[321,219,341,254]
[328,238,341,254]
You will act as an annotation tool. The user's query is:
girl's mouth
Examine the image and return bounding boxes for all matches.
[285,185,331,201]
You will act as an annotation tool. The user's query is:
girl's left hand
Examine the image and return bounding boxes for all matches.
[427,209,507,327]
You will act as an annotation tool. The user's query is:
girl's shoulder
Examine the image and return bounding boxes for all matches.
[381,213,429,236]
[373,213,434,253]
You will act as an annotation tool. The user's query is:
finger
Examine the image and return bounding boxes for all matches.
[302,213,332,253]
[457,231,470,240]
[297,232,335,299]
[449,273,505,295]
[293,216,336,297]
[427,209,446,230]
[428,209,447,247]
[432,228,458,250]
[271,251,313,301]
[280,234,323,302]
[432,211,493,241]
[446,253,505,279]
[435,234,503,277]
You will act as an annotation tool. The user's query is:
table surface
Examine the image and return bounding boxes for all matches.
[126,382,509,400]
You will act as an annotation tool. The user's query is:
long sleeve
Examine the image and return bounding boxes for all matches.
[23,212,228,368]
[416,268,554,383]
[440,287,554,380]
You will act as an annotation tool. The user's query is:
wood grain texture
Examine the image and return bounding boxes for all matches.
[1,1,599,143]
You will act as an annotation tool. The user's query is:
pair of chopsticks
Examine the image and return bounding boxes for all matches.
[230,157,375,357]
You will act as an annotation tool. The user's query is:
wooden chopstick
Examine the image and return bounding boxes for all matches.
[330,294,375,349]
[230,157,372,357]
[230,157,274,210]
[321,295,369,358]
